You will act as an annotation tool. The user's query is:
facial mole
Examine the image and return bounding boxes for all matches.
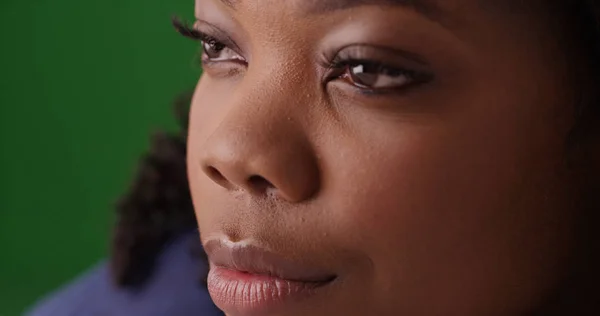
[226,228,242,243]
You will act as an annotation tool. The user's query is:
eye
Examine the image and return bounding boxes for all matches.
[201,38,244,63]
[340,61,415,90]
[171,18,245,65]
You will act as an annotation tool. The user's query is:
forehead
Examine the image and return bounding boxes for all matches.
[196,0,540,27]
[216,0,435,13]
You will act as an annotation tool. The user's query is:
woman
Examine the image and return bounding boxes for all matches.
[25,93,222,316]
[178,0,600,315]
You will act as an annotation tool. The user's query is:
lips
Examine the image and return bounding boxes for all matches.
[204,239,336,315]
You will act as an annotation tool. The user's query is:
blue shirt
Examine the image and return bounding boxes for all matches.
[25,232,223,316]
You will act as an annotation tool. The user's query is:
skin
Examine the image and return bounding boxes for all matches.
[186,0,594,315]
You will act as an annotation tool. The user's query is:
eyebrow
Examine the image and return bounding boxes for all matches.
[217,0,441,19]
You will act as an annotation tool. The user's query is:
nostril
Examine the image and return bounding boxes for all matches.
[203,166,229,188]
[247,175,274,193]
[203,165,276,194]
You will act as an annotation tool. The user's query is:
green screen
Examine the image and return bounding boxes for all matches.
[0,0,199,314]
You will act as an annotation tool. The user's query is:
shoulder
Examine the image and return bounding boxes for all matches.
[24,260,114,316]
[25,233,222,316]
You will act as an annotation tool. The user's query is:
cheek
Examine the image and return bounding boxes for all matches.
[323,125,518,262]
[320,102,574,312]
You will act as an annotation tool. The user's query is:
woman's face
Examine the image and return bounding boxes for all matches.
[187,1,582,315]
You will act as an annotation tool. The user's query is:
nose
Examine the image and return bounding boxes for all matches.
[197,91,320,203]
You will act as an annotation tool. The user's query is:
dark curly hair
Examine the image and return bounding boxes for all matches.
[109,90,202,288]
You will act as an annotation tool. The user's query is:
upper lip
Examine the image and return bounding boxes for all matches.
[204,239,337,283]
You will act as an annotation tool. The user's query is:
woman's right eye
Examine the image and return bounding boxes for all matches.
[172,18,245,65]
[201,39,244,63]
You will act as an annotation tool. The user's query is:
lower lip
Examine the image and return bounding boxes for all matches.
[207,266,331,315]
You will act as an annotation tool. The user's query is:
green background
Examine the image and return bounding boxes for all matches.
[0,0,199,314]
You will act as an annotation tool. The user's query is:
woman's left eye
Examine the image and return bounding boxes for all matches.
[340,62,416,90]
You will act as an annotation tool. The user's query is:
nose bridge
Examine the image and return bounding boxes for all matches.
[217,66,308,158]
[198,64,320,202]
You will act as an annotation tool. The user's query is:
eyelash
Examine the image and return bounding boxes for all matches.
[173,18,427,94]
[173,18,236,65]
[173,18,214,45]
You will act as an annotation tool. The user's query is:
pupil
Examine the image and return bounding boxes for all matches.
[212,42,224,51]
[351,64,378,87]
[203,41,225,58]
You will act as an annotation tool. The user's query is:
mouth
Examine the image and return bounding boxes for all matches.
[204,239,337,315]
